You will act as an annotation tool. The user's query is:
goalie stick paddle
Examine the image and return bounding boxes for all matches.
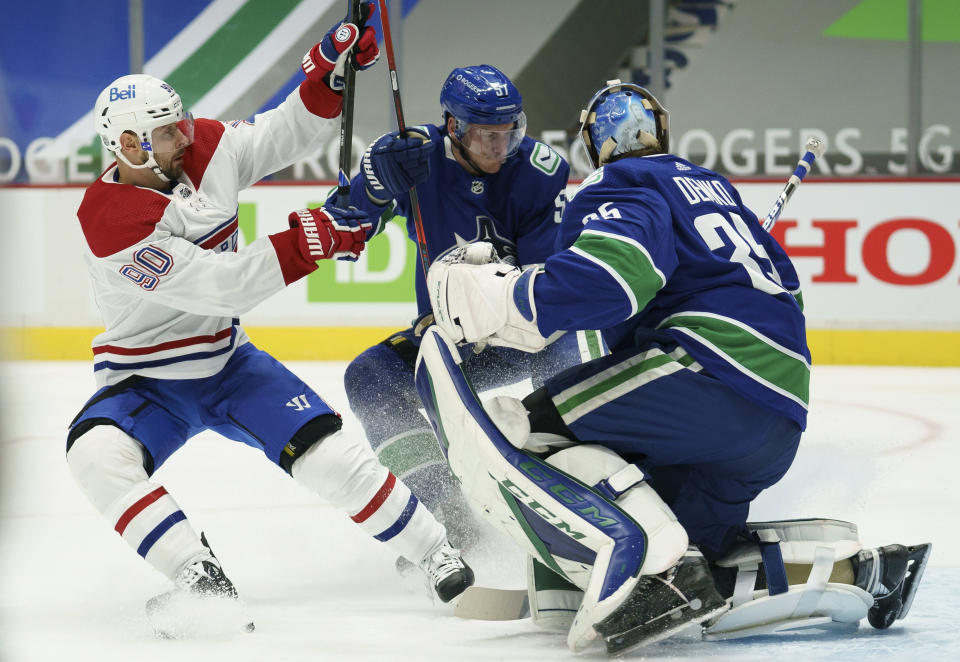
[454,587,529,621]
[377,0,430,281]
[336,0,364,207]
[762,136,825,232]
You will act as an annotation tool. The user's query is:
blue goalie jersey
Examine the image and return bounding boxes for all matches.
[534,154,810,428]
[349,124,569,315]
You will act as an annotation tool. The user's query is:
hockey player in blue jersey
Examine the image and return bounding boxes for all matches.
[417,81,930,654]
[341,65,586,554]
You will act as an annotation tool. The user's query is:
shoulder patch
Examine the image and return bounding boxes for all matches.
[182,118,226,188]
[77,178,170,258]
[529,142,560,176]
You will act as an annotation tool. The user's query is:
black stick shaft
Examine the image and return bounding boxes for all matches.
[337,0,363,207]
[377,0,430,280]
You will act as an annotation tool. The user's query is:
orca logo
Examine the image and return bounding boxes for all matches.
[109,85,136,102]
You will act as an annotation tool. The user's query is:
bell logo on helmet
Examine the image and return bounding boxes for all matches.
[109,85,136,102]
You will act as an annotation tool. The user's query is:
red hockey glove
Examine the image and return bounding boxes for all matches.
[301,2,379,93]
[288,206,373,261]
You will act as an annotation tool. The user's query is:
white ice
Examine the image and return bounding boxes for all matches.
[1,361,958,661]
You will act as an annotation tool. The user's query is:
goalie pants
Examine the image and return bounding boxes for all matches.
[533,337,801,561]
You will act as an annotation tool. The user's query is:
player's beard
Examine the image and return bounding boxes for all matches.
[156,150,185,181]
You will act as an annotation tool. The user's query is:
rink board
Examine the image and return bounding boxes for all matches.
[2,180,958,365]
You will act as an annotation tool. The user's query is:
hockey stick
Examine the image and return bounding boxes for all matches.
[377,0,430,281]
[336,0,364,207]
[762,136,825,231]
[453,140,828,623]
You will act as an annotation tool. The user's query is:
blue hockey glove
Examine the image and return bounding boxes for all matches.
[360,128,434,204]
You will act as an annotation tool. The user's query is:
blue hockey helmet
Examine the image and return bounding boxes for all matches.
[440,65,526,158]
[579,80,669,169]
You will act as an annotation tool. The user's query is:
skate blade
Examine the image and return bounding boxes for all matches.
[897,542,932,620]
[604,601,729,656]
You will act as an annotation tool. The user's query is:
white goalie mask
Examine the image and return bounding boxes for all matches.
[94,74,194,181]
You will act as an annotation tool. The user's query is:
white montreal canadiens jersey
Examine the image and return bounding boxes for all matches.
[77,88,336,387]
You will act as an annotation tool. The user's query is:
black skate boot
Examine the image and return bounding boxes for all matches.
[419,540,475,603]
[595,550,729,655]
[852,542,932,629]
[146,533,254,638]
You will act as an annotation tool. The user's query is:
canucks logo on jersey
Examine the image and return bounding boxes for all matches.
[436,215,518,266]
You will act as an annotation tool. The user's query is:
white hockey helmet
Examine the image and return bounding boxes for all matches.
[94,74,194,179]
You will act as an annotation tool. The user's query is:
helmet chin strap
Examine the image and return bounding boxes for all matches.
[115,150,173,183]
[451,137,501,177]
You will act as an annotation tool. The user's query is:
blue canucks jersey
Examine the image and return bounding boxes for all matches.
[535,154,810,428]
[349,124,569,315]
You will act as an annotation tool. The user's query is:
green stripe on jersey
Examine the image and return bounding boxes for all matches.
[571,231,665,315]
[555,347,699,423]
[658,312,810,407]
[577,329,606,361]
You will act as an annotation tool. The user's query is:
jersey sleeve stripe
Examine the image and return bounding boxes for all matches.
[195,212,238,246]
[657,311,810,407]
[580,229,666,285]
[571,230,666,313]
[568,246,639,315]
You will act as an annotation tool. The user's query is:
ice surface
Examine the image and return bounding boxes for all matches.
[1,361,958,661]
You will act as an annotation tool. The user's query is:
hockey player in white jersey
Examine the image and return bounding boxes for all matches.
[415,81,930,654]
[66,6,472,637]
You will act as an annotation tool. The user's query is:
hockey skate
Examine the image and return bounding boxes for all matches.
[852,542,932,629]
[146,534,254,638]
[420,541,475,603]
[594,551,728,655]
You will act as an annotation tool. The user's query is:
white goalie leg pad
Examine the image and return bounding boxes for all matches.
[67,425,208,580]
[291,430,445,564]
[545,444,688,576]
[544,444,688,652]
[417,327,660,651]
[485,395,574,454]
[704,518,872,640]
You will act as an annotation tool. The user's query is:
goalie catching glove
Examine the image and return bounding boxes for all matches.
[427,241,559,352]
[288,206,372,261]
[301,2,379,93]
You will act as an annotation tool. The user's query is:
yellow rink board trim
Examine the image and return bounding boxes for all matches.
[1,327,958,366]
